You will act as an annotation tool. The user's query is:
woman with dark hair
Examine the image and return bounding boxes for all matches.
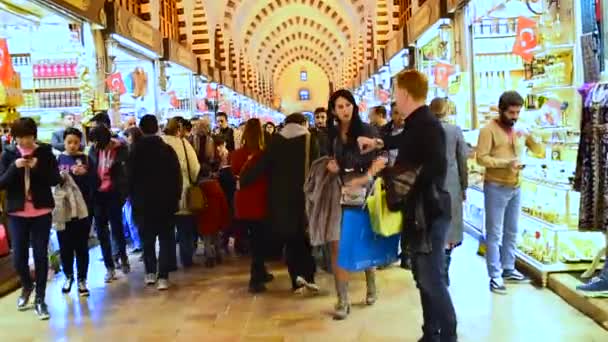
[325,89,386,320]
[0,118,61,319]
[232,119,273,292]
[240,112,320,294]
[57,128,92,297]
[124,126,143,148]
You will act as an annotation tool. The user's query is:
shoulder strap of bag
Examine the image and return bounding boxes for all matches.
[181,138,193,185]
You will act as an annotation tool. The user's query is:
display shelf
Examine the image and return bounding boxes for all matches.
[19,106,82,113]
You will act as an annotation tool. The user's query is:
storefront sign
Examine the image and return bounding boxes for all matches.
[163,39,197,72]
[512,16,538,62]
[385,28,406,62]
[106,2,162,55]
[36,0,106,26]
[408,0,441,43]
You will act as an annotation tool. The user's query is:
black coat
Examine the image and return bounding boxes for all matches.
[88,140,129,200]
[128,135,182,223]
[310,127,329,157]
[383,105,451,252]
[241,126,319,239]
[0,143,61,213]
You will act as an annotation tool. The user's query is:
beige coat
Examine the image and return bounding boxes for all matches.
[162,135,201,215]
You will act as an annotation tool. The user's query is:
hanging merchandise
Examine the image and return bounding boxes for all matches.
[104,2,162,123]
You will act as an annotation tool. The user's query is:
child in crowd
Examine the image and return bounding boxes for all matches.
[56,128,92,297]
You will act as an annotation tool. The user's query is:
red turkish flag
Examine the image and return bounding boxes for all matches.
[168,91,179,108]
[512,16,538,62]
[434,62,455,89]
[106,73,126,95]
[0,39,15,86]
[206,84,217,99]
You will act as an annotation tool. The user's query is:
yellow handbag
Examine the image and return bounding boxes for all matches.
[366,177,403,237]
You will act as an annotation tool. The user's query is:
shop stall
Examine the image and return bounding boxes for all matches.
[460,0,604,286]
[160,38,197,119]
[194,61,218,120]
[104,2,162,125]
[407,0,471,128]
[0,0,105,142]
[0,0,107,294]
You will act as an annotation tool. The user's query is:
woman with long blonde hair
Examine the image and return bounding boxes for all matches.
[231,118,274,292]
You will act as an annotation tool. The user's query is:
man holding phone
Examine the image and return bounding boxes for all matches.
[476,91,544,294]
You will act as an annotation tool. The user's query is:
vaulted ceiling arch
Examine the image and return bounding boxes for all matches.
[259,37,341,77]
[273,54,335,85]
[254,16,347,63]
[270,46,337,81]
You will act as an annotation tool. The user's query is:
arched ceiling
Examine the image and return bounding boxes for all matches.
[271,46,337,81]
[174,0,403,106]
[262,36,342,76]
[222,0,378,88]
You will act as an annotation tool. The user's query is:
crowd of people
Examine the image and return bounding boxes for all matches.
[1,69,543,342]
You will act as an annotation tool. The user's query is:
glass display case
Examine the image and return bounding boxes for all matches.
[415,18,471,129]
[464,0,605,285]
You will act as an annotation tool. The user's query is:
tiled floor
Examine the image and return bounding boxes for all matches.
[1,237,607,342]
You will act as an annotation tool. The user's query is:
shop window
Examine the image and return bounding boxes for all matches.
[300,70,307,81]
[299,89,310,101]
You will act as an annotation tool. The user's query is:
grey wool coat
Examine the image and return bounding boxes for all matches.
[441,121,469,245]
[304,156,342,246]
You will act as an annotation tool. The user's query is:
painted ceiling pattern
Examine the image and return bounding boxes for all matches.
[176,0,403,103]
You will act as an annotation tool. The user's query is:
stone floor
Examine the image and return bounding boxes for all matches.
[0,237,607,342]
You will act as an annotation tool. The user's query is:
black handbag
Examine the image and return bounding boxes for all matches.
[382,165,422,212]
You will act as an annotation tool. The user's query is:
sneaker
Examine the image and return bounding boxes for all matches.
[17,287,33,311]
[577,277,608,297]
[503,269,527,282]
[490,278,507,295]
[77,280,89,297]
[104,269,116,283]
[145,273,157,286]
[157,278,169,291]
[61,276,74,294]
[295,276,320,293]
[34,300,50,320]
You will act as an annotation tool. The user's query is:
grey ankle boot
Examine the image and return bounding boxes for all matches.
[365,269,377,305]
[333,280,350,320]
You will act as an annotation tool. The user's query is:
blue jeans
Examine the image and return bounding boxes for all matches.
[175,215,197,267]
[411,215,457,342]
[8,214,52,301]
[484,182,521,279]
